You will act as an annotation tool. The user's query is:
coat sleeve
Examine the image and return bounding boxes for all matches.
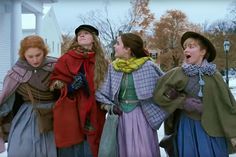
[153,67,188,113]
[95,65,116,106]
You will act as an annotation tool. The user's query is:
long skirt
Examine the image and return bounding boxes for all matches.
[7,102,57,157]
[118,106,160,157]
[57,141,93,157]
[177,113,228,157]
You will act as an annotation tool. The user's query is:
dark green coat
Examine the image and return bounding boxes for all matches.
[153,67,236,138]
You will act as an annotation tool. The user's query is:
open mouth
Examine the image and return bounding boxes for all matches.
[186,55,191,59]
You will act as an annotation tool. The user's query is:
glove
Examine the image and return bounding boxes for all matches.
[183,97,203,114]
[112,105,123,116]
[102,104,123,116]
[67,73,87,93]
[164,87,179,100]
[231,137,236,148]
[50,80,65,91]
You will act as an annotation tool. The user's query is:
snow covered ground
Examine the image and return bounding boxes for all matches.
[1,77,236,157]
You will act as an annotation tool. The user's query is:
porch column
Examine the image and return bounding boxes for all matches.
[11,0,22,64]
[35,12,43,35]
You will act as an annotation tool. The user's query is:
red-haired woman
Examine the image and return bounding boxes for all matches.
[0,35,57,157]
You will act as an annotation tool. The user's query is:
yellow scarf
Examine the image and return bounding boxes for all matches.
[112,57,152,73]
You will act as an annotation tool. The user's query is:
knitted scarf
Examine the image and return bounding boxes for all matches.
[112,57,152,73]
[182,59,216,97]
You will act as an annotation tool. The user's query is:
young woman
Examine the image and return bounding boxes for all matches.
[50,24,108,157]
[96,33,167,157]
[154,31,236,157]
[0,35,57,157]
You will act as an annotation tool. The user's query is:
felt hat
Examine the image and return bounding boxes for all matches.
[181,31,216,62]
[75,24,99,36]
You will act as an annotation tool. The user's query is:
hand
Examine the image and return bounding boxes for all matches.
[164,87,179,100]
[102,104,122,116]
[112,105,123,116]
[183,97,203,114]
[71,73,84,90]
[68,73,89,94]
[50,80,65,91]
[231,137,236,148]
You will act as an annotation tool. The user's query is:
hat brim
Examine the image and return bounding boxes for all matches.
[181,31,216,62]
[75,25,99,36]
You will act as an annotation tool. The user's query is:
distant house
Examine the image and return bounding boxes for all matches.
[0,0,61,90]
[41,7,62,57]
[23,7,62,57]
[149,48,161,65]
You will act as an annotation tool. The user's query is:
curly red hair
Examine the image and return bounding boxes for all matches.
[18,35,49,60]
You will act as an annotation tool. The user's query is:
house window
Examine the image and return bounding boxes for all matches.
[150,52,157,59]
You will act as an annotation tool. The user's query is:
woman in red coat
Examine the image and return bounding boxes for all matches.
[50,24,108,157]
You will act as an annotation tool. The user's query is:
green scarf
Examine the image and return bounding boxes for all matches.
[112,57,152,73]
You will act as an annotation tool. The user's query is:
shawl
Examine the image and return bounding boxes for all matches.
[0,56,57,106]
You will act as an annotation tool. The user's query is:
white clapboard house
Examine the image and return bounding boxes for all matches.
[0,0,62,90]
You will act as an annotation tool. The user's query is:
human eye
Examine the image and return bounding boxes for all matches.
[84,31,90,35]
[36,54,41,57]
[189,44,195,49]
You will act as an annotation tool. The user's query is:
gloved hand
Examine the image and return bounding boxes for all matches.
[164,87,179,100]
[231,137,236,148]
[50,80,65,91]
[67,73,89,94]
[102,104,123,116]
[112,105,123,116]
[183,97,203,114]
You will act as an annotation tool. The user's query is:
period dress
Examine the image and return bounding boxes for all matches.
[96,58,167,157]
[0,57,57,157]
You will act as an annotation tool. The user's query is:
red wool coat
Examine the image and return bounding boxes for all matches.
[50,50,105,157]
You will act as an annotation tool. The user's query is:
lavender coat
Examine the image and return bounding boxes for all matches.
[96,60,167,129]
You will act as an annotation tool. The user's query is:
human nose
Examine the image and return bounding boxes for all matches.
[32,57,38,63]
[78,32,85,37]
[183,47,189,54]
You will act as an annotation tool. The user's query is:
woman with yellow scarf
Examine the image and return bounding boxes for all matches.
[96,33,167,157]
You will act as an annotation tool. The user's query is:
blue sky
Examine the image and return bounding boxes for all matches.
[22,0,234,34]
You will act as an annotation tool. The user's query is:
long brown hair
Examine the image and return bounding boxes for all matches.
[67,33,108,90]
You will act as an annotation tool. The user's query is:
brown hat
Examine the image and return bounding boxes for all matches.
[181,31,216,62]
[75,24,99,36]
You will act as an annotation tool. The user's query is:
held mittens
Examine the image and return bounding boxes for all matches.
[183,97,203,114]
[67,73,84,92]
[67,73,90,96]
